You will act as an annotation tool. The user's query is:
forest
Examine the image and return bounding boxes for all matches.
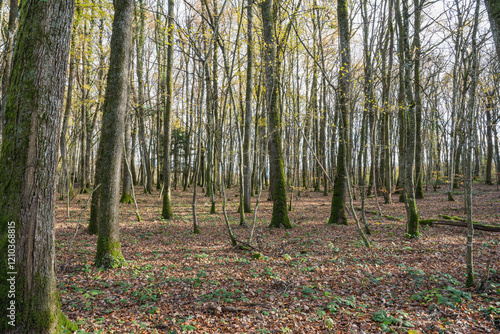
[0,0,499,332]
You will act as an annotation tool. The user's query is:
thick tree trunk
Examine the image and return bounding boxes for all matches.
[94,0,133,268]
[261,0,291,229]
[0,0,75,331]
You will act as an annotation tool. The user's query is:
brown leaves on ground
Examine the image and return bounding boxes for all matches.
[55,184,500,333]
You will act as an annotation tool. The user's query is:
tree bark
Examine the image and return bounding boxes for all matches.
[328,0,350,225]
[162,0,174,219]
[243,0,253,213]
[485,0,500,61]
[0,0,75,331]
[261,0,291,229]
[0,0,18,139]
[135,0,153,194]
[485,90,494,185]
[94,0,134,268]
[465,0,480,288]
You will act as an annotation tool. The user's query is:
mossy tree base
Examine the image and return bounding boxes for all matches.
[269,176,292,229]
[120,193,134,204]
[162,193,173,219]
[465,273,474,288]
[447,191,455,201]
[95,239,125,269]
[328,191,348,225]
[58,312,78,333]
[406,198,420,238]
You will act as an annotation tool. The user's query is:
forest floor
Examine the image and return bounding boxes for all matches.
[55,183,500,333]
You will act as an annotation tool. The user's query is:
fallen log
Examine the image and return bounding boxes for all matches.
[419,218,500,232]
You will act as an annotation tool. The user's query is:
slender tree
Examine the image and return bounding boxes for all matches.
[465,0,480,288]
[243,0,253,213]
[162,0,175,219]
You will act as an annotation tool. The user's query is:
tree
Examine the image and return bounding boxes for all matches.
[0,0,76,331]
[162,0,175,219]
[397,0,419,237]
[465,0,480,288]
[243,0,254,214]
[261,0,291,229]
[328,0,350,225]
[94,0,134,268]
[0,0,18,139]
[135,0,153,194]
[485,0,500,60]
[414,0,424,199]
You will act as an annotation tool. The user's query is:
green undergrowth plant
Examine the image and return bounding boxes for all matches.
[371,310,414,332]
[410,285,471,309]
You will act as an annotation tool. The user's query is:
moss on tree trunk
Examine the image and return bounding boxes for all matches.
[0,0,75,331]
[94,0,134,269]
[261,0,291,229]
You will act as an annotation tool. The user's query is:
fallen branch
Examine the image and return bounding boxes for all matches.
[420,218,500,232]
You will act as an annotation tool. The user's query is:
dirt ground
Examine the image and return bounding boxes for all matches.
[55,183,500,333]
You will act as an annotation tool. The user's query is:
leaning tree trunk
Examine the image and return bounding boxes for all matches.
[261,0,291,229]
[94,0,133,269]
[328,0,350,225]
[0,0,76,331]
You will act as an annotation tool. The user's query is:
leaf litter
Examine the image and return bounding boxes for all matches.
[55,184,500,333]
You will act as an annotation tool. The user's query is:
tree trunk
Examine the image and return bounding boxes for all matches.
[121,108,133,203]
[162,0,174,219]
[243,0,253,213]
[414,0,424,199]
[398,0,419,237]
[0,0,18,139]
[261,0,291,229]
[94,0,133,268]
[465,0,480,288]
[0,0,75,331]
[485,0,500,61]
[485,91,494,185]
[328,0,350,225]
[135,0,153,194]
